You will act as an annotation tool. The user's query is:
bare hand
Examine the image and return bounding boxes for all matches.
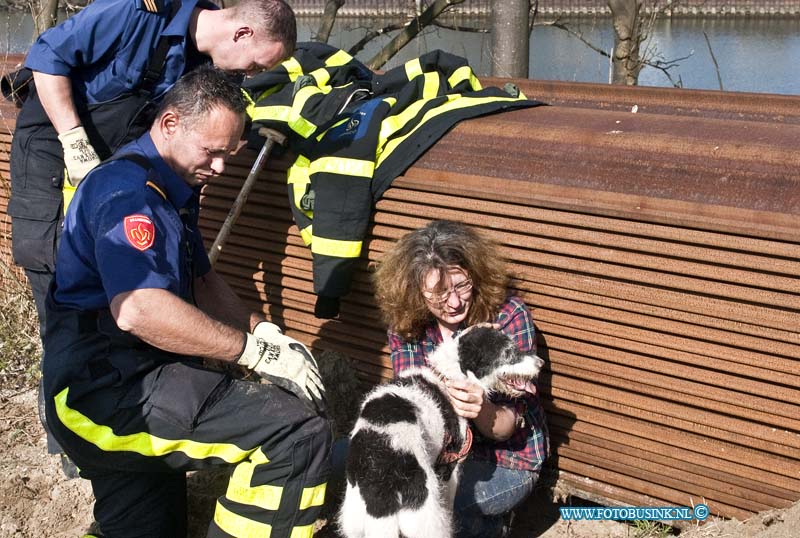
[446,377,485,419]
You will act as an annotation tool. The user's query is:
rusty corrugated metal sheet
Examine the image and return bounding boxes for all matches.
[1,52,799,521]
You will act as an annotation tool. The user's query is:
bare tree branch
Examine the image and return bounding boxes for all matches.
[366,0,467,71]
[29,0,59,37]
[543,19,691,88]
[529,0,540,30]
[703,31,724,91]
[348,22,408,57]
[315,0,346,43]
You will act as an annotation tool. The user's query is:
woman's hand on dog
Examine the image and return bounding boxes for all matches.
[445,377,485,419]
[447,377,520,441]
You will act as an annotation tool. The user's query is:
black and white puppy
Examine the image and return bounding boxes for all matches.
[338,327,543,538]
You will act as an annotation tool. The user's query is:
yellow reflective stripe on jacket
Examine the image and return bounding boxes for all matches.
[54,388,253,463]
[448,65,483,91]
[422,71,441,100]
[290,524,315,538]
[404,57,423,81]
[308,66,331,88]
[299,483,327,509]
[282,56,304,82]
[325,49,354,67]
[249,104,290,124]
[242,88,256,118]
[287,155,311,185]
[248,105,317,139]
[310,156,374,178]
[299,225,313,246]
[226,448,284,511]
[214,500,273,538]
[289,85,332,137]
[288,156,313,218]
[315,117,349,142]
[311,236,362,258]
[378,97,431,148]
[378,95,527,168]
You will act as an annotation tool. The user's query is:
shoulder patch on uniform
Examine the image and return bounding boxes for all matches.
[124,215,156,251]
[138,0,164,14]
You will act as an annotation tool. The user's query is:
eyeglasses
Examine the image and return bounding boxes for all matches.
[422,279,473,306]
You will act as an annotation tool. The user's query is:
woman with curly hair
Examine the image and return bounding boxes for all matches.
[373,219,549,538]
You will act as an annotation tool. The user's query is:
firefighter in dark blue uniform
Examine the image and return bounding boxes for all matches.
[8,0,296,467]
[43,66,329,538]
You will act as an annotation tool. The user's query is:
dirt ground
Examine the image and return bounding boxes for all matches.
[2,387,799,538]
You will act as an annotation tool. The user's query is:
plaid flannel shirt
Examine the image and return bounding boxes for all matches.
[388,296,549,472]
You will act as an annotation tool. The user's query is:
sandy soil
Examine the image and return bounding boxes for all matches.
[1,387,797,538]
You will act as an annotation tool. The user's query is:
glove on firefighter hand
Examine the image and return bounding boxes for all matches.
[58,125,101,188]
[237,323,326,412]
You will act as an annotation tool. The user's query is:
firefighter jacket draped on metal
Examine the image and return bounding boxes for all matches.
[242,42,542,318]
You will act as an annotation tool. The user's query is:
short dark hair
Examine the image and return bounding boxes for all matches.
[231,0,297,56]
[156,65,247,127]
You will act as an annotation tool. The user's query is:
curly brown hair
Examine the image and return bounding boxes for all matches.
[373,220,509,339]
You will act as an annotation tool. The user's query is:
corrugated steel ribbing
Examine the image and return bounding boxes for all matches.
[1,53,798,520]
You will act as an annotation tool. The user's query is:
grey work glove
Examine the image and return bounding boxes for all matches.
[237,322,326,412]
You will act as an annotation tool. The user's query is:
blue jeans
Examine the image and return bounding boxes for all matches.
[453,457,539,538]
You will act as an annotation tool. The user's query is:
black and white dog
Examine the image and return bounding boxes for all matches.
[338,327,543,538]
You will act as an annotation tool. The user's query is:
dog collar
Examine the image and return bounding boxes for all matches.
[437,426,473,466]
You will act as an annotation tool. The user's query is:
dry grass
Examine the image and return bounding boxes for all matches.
[0,260,41,391]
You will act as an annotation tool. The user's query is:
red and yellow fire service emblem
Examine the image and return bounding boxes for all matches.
[123,214,155,251]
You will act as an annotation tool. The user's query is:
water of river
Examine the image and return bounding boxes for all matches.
[2,11,798,95]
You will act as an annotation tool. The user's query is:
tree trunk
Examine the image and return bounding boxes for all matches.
[608,0,644,85]
[32,0,60,37]
[315,0,346,43]
[490,0,530,78]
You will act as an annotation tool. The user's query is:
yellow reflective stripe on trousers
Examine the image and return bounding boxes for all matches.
[448,65,483,91]
[311,236,362,258]
[310,156,374,178]
[214,500,273,538]
[404,57,423,81]
[378,95,527,168]
[54,388,253,463]
[299,483,327,509]
[226,448,284,511]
